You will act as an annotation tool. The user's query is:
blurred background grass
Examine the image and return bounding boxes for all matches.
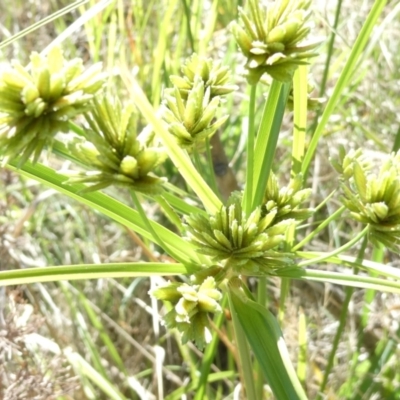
[1,0,400,399]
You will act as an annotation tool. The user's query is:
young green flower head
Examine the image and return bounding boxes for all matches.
[162,77,228,149]
[185,193,294,275]
[263,173,313,223]
[67,96,167,194]
[151,277,222,349]
[169,53,238,100]
[338,150,400,251]
[331,146,371,181]
[230,0,319,84]
[0,46,105,166]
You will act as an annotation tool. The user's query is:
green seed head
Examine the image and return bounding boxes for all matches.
[151,277,222,349]
[162,76,229,150]
[263,173,313,223]
[67,95,167,194]
[185,193,295,275]
[330,145,371,180]
[0,46,106,166]
[170,53,238,100]
[230,0,319,84]
[338,150,400,251]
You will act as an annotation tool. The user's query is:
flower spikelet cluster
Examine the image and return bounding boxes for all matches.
[169,53,238,100]
[331,146,371,180]
[162,54,235,149]
[151,277,222,349]
[337,150,400,251]
[230,0,319,84]
[67,96,167,194]
[185,193,294,275]
[263,173,313,223]
[0,46,105,166]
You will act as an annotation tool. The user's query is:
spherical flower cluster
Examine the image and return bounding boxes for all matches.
[185,193,294,275]
[263,173,313,224]
[162,79,228,149]
[162,54,235,150]
[230,0,319,84]
[0,46,105,166]
[67,96,166,194]
[151,277,222,349]
[337,150,400,251]
[169,53,237,100]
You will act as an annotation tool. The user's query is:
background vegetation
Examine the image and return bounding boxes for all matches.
[1,0,400,399]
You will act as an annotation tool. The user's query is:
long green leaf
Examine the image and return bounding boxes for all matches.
[66,351,128,400]
[251,81,290,211]
[151,0,179,106]
[0,0,90,50]
[276,268,400,294]
[292,65,308,176]
[0,262,194,287]
[194,295,228,400]
[229,278,308,400]
[6,161,205,265]
[297,252,400,280]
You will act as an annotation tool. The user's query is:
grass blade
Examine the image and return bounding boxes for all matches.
[251,80,290,210]
[229,278,308,400]
[6,160,204,264]
[302,0,387,174]
[292,65,308,176]
[0,262,195,287]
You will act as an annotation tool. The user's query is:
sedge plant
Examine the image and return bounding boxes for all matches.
[1,0,399,399]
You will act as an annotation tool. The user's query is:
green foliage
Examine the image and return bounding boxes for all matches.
[1,0,399,399]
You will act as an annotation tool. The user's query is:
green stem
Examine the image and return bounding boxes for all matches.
[361,243,384,327]
[154,195,184,232]
[292,66,308,177]
[205,137,220,199]
[130,190,183,262]
[192,149,204,177]
[243,84,257,216]
[293,205,346,251]
[0,0,90,51]
[319,0,343,97]
[298,225,368,267]
[255,277,267,398]
[68,121,86,137]
[129,76,222,214]
[308,0,343,143]
[194,295,228,400]
[227,283,258,400]
[251,81,289,211]
[280,224,295,323]
[317,235,369,398]
[180,0,195,52]
[392,123,400,152]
